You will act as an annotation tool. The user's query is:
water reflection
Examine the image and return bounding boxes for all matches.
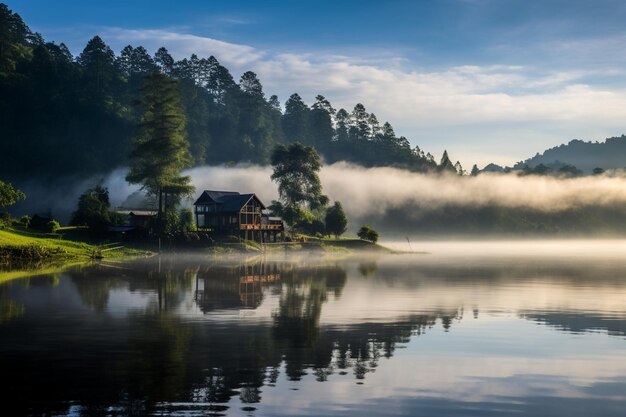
[1,251,626,416]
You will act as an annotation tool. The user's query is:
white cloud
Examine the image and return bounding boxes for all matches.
[95,27,626,167]
[101,27,264,66]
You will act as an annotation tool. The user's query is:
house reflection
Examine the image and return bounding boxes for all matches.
[194,262,281,312]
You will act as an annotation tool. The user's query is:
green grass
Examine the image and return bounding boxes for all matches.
[0,227,94,256]
[0,227,147,265]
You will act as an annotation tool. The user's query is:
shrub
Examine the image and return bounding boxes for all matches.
[178,208,195,232]
[71,185,112,234]
[46,220,60,233]
[19,215,30,228]
[325,201,348,237]
[357,225,379,243]
[0,212,10,228]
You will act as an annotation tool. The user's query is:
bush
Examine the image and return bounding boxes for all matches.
[178,208,195,232]
[297,218,325,235]
[19,215,30,228]
[46,220,60,233]
[71,185,113,234]
[357,225,379,243]
[325,201,348,237]
[0,212,10,228]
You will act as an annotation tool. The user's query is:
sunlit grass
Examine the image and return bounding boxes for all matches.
[0,227,147,273]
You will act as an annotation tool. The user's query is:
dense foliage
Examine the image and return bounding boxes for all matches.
[270,142,329,230]
[325,201,348,237]
[0,3,439,185]
[125,70,194,233]
[0,179,25,211]
[357,225,379,243]
[512,136,626,173]
[70,185,118,234]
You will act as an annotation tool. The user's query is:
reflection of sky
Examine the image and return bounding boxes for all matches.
[3,248,626,416]
[254,317,626,417]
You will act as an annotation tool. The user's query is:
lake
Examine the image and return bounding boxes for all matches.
[1,241,626,416]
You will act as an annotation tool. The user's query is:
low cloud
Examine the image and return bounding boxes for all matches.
[186,163,626,215]
[16,164,626,232]
[186,163,626,236]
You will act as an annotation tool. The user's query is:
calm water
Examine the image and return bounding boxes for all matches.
[2,242,626,416]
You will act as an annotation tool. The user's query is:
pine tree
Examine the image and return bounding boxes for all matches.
[77,36,116,96]
[439,150,457,173]
[282,93,310,143]
[154,47,174,75]
[454,161,464,175]
[126,71,194,231]
[0,3,33,77]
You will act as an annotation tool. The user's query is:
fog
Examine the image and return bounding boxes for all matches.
[188,162,626,213]
[13,163,626,234]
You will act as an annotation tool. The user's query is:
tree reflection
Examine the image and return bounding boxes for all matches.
[0,257,467,416]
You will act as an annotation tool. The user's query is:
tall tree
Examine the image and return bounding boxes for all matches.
[454,161,464,175]
[334,108,350,142]
[309,95,335,153]
[126,72,194,231]
[270,142,328,227]
[282,93,310,143]
[351,103,371,140]
[117,45,155,80]
[0,3,32,77]
[268,95,281,112]
[154,47,174,75]
[368,113,381,138]
[439,150,456,173]
[77,36,117,96]
[239,71,264,99]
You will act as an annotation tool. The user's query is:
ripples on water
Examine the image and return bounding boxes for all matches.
[1,241,626,416]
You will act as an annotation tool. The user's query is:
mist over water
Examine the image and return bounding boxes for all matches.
[189,163,626,236]
[3,250,626,416]
[16,163,626,230]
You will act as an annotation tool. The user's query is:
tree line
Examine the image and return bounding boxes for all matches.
[0,3,459,184]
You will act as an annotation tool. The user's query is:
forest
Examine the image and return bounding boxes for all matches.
[0,3,447,184]
[5,2,626,237]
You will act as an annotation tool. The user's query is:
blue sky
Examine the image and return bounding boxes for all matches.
[9,0,626,167]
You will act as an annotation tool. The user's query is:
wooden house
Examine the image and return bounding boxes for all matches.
[115,209,157,229]
[194,190,284,241]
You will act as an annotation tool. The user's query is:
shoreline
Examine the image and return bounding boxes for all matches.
[0,227,392,281]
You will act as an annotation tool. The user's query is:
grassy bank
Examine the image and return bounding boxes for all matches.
[262,237,391,253]
[0,227,146,268]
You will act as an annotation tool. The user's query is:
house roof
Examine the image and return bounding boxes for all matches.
[194,190,266,212]
[194,190,240,205]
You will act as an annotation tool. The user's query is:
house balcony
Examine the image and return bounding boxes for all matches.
[240,224,283,230]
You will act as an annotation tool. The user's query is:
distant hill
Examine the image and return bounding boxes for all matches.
[513,135,626,173]
[481,163,505,173]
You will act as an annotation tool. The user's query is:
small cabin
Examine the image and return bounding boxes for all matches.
[194,190,284,242]
[115,209,158,229]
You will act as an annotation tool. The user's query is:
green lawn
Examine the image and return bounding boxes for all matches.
[0,226,151,284]
[0,227,146,262]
